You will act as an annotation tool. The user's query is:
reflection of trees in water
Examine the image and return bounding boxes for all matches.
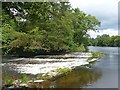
[41,67,102,88]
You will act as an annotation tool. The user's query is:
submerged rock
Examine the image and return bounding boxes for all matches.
[29,80,44,83]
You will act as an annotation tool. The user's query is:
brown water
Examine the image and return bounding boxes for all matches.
[27,67,102,88]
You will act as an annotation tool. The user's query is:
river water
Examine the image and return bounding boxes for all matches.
[1,46,119,88]
[87,46,118,88]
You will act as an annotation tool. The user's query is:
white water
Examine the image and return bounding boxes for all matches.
[3,52,95,75]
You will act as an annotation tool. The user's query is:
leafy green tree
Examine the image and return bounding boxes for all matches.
[2,2,100,56]
[89,34,120,47]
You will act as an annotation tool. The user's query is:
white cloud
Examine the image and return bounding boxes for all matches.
[69,0,119,15]
[69,0,119,37]
[69,0,118,29]
[87,29,118,38]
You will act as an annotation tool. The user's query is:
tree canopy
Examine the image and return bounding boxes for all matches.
[89,34,120,47]
[2,2,100,57]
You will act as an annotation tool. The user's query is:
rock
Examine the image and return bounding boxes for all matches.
[19,83,28,87]
[89,58,97,62]
[13,80,22,84]
[34,80,44,83]
[48,72,58,77]
[29,80,44,83]
[8,86,14,88]
[28,80,34,83]
[13,79,22,87]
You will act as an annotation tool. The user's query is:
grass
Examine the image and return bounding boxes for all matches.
[55,68,71,74]
[36,74,52,80]
[36,68,71,80]
[20,74,29,83]
[5,79,14,86]
[87,52,104,62]
[4,74,29,87]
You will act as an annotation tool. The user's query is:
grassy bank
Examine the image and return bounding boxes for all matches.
[87,52,104,62]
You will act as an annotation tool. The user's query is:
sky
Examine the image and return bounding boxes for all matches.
[69,0,119,38]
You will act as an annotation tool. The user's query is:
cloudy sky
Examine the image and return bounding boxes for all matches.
[69,0,119,38]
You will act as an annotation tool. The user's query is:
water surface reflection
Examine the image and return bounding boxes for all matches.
[29,67,102,88]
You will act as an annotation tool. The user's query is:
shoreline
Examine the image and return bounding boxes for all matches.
[2,52,104,88]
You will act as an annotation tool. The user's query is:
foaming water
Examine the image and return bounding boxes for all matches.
[2,47,118,88]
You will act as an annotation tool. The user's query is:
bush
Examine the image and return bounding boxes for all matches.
[78,44,86,52]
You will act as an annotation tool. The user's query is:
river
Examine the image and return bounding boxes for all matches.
[1,46,119,88]
[87,46,118,88]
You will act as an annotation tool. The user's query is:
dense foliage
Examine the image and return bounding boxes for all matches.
[2,2,100,57]
[89,34,120,47]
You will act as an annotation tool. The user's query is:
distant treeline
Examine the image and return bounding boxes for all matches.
[89,34,120,47]
[2,2,100,57]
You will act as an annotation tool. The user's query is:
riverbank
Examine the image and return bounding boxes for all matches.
[2,52,104,89]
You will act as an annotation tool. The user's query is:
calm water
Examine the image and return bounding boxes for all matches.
[87,46,118,88]
[2,46,119,88]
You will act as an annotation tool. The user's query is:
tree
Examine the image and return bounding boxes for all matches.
[2,2,100,57]
[89,34,120,47]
